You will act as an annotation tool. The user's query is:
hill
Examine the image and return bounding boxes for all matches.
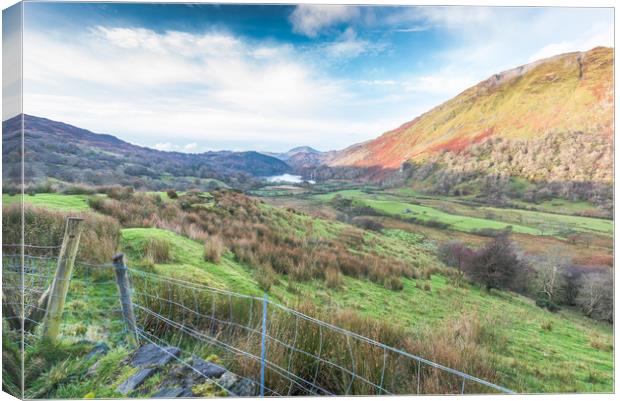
[2,115,290,191]
[323,47,613,193]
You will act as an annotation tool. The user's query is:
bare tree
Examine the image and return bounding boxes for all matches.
[576,269,613,322]
[532,247,570,303]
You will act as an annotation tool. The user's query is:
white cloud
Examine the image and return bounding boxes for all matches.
[528,25,614,62]
[404,72,477,96]
[289,5,360,38]
[184,143,198,152]
[154,142,173,151]
[321,28,383,60]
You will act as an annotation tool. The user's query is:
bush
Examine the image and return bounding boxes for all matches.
[464,233,527,291]
[384,276,404,291]
[166,189,178,199]
[438,241,473,270]
[143,238,171,263]
[204,235,224,264]
[61,184,97,195]
[535,298,560,313]
[353,218,384,231]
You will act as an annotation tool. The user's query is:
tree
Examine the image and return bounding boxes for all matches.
[438,240,473,271]
[464,234,527,291]
[532,247,569,303]
[576,269,613,322]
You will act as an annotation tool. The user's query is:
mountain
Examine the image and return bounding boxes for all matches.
[2,115,290,190]
[263,146,322,161]
[325,47,613,188]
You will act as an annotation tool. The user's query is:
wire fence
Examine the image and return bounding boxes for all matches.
[2,242,513,396]
[128,268,513,395]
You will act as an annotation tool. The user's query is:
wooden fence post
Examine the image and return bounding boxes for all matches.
[112,253,138,346]
[43,217,84,342]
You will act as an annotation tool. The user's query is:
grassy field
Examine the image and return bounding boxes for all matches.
[112,227,612,393]
[2,193,93,212]
[313,189,612,238]
[3,191,614,396]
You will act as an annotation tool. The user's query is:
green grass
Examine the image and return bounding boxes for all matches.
[6,191,613,395]
[3,193,94,212]
[116,226,612,393]
[313,189,612,238]
[480,206,613,235]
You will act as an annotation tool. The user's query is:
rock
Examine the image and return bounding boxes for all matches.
[152,387,192,398]
[86,360,101,377]
[130,344,181,368]
[85,342,110,361]
[116,368,157,395]
[217,371,258,397]
[191,356,226,379]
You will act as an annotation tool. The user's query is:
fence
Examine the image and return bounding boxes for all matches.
[2,218,514,396]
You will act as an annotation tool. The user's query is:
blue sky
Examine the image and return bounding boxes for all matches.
[11,2,614,152]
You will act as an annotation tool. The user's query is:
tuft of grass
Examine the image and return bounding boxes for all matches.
[541,320,553,332]
[325,266,343,289]
[204,235,225,264]
[143,237,171,263]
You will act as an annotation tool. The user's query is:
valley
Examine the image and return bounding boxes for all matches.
[2,46,614,397]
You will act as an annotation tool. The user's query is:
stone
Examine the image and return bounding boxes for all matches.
[116,368,157,395]
[191,355,226,379]
[152,387,192,398]
[85,342,110,361]
[217,371,258,397]
[130,344,181,368]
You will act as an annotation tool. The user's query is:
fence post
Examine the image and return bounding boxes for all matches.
[260,292,268,397]
[42,217,84,342]
[112,253,138,347]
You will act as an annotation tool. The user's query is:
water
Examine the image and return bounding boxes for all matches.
[266,174,315,184]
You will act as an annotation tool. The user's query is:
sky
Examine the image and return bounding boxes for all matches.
[5,2,614,152]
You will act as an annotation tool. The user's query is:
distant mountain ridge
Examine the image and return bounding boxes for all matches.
[262,146,322,160]
[2,114,290,190]
[323,47,613,185]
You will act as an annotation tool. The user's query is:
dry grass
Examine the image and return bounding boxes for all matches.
[204,235,225,263]
[91,190,419,287]
[2,204,120,264]
[325,266,343,289]
[132,275,501,396]
[143,238,171,263]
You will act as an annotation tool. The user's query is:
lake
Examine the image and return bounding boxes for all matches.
[266,174,315,184]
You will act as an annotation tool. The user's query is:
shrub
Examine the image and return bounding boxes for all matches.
[464,233,527,291]
[204,235,224,264]
[384,276,404,291]
[61,184,97,195]
[104,186,134,200]
[438,241,473,270]
[535,298,560,313]
[143,238,171,263]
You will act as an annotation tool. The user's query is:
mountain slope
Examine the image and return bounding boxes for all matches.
[326,47,613,183]
[2,115,290,190]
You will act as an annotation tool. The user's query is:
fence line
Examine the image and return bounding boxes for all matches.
[2,242,513,396]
